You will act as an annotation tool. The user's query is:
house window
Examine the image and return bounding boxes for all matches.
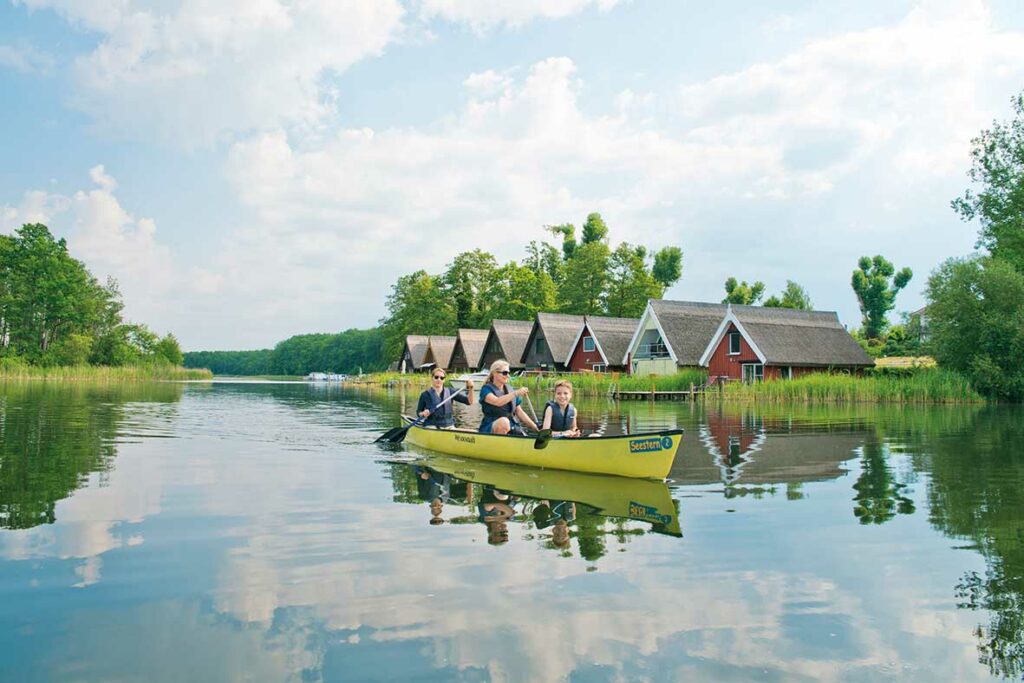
[536,337,546,355]
[742,363,764,383]
[780,366,792,380]
[488,338,501,353]
[583,336,596,352]
[593,363,607,372]
[728,332,741,355]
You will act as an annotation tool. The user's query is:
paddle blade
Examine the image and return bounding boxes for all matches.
[533,429,552,450]
[375,427,401,442]
[387,425,413,443]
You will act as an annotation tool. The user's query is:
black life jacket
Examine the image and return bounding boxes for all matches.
[423,387,455,426]
[545,401,576,431]
[481,383,516,420]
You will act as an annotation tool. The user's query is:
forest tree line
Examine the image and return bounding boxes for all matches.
[0,223,183,368]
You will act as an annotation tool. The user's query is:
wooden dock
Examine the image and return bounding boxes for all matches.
[613,390,696,400]
[611,383,710,401]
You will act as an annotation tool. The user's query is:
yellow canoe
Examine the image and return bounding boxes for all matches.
[410,452,682,537]
[403,423,682,480]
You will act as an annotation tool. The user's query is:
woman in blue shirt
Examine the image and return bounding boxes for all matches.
[417,368,474,428]
[478,359,538,435]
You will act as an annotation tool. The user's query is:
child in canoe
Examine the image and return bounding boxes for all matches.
[541,380,581,438]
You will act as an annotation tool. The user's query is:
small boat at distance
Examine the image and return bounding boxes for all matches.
[404,423,682,480]
[448,371,488,393]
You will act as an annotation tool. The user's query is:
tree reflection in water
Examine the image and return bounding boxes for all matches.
[0,381,183,530]
[852,437,915,525]
[921,407,1024,679]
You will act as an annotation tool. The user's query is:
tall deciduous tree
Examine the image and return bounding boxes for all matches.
[851,255,912,340]
[722,277,765,305]
[547,224,576,260]
[604,243,661,318]
[925,256,1024,400]
[952,91,1024,272]
[380,270,456,360]
[652,246,683,289]
[482,263,557,321]
[524,241,563,284]
[559,241,611,315]
[441,250,498,329]
[763,281,813,310]
[581,212,608,245]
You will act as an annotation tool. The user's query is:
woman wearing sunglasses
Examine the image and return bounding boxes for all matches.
[478,360,538,435]
[417,368,474,429]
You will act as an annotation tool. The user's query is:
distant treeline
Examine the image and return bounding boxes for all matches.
[185,327,386,376]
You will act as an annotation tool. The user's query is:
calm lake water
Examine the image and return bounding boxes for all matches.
[1,380,1022,682]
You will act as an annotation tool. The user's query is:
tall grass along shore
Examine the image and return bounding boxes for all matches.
[0,359,212,382]
[348,367,983,404]
[717,369,982,404]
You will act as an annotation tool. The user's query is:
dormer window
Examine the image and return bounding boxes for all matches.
[728,332,741,355]
[583,336,596,352]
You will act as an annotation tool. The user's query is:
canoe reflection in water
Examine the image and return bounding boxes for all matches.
[399,449,682,556]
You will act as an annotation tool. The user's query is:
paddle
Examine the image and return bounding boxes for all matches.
[533,428,553,450]
[376,387,466,443]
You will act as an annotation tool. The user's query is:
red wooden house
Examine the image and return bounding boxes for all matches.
[565,316,639,372]
[699,305,873,382]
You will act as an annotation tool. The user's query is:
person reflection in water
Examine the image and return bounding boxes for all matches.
[478,487,516,545]
[533,500,576,549]
[415,465,451,525]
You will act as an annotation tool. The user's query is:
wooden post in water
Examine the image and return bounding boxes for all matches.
[690,383,695,402]
[650,383,655,400]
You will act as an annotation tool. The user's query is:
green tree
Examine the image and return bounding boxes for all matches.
[925,256,1024,400]
[380,270,456,360]
[524,241,563,284]
[952,91,1024,272]
[483,263,557,321]
[604,243,662,318]
[547,223,577,260]
[652,246,683,289]
[581,212,608,245]
[154,333,184,366]
[47,333,94,366]
[441,250,498,329]
[851,255,912,340]
[722,277,765,305]
[558,241,611,315]
[763,280,813,309]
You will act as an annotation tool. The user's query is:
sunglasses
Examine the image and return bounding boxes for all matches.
[433,374,445,380]
[499,370,510,376]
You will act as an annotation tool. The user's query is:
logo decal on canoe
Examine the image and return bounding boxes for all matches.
[661,435,673,450]
[629,501,672,525]
[629,437,664,453]
[455,434,476,444]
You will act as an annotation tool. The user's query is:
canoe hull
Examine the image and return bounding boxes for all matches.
[404,425,681,480]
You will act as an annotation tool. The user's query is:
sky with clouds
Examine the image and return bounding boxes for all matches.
[2,0,1024,350]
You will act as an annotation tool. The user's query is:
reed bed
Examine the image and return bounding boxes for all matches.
[717,369,983,404]
[0,359,212,382]
[539,369,709,396]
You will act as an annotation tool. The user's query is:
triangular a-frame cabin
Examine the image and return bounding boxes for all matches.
[623,300,727,375]
[449,328,489,370]
[424,336,457,371]
[399,335,430,374]
[522,313,585,371]
[564,315,639,372]
[478,320,533,371]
